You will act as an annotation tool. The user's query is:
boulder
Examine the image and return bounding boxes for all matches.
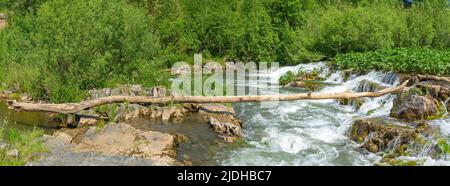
[349,119,440,160]
[416,83,450,102]
[198,104,243,142]
[75,123,177,165]
[130,85,144,96]
[209,117,243,138]
[32,124,180,166]
[390,87,444,121]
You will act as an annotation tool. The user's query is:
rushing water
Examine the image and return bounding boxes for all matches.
[214,62,450,166]
[1,61,450,166]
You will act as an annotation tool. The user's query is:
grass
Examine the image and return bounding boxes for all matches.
[0,118,47,166]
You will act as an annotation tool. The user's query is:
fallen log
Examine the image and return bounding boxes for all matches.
[8,81,409,114]
[417,74,450,84]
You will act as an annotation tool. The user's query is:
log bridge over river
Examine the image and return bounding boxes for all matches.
[7,81,409,114]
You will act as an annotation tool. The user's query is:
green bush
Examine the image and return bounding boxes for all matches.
[300,1,450,57]
[278,71,296,86]
[1,0,169,103]
[335,48,450,76]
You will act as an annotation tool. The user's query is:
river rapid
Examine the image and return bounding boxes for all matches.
[214,62,450,166]
[1,62,450,166]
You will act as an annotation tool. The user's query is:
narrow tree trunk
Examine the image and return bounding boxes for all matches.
[8,81,409,114]
[417,75,450,84]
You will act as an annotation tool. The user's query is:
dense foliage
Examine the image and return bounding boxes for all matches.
[1,0,169,102]
[335,48,450,76]
[0,0,449,102]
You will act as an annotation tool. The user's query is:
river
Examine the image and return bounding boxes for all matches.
[1,62,450,166]
[215,62,450,166]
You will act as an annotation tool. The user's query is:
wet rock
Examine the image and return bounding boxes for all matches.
[197,104,243,142]
[174,133,189,145]
[116,104,148,121]
[339,98,364,111]
[209,118,243,138]
[161,106,175,122]
[6,149,19,158]
[198,104,235,115]
[390,87,444,121]
[349,119,439,161]
[416,83,450,102]
[149,106,164,120]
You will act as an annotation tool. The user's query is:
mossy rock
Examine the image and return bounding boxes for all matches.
[390,87,443,121]
[349,119,437,158]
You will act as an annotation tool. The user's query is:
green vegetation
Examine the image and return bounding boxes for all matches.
[335,48,450,75]
[437,138,450,155]
[278,71,297,86]
[1,0,170,103]
[301,1,450,57]
[0,0,449,103]
[0,119,46,166]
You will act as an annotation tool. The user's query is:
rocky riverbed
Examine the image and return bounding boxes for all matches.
[1,85,244,166]
[1,62,450,166]
[279,64,450,165]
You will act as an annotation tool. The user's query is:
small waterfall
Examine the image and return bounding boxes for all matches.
[221,61,449,166]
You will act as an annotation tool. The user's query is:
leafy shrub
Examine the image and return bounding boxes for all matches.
[0,0,169,103]
[335,48,450,75]
[300,1,450,57]
[279,71,296,86]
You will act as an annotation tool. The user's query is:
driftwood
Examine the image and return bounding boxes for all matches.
[8,81,409,114]
[417,75,450,84]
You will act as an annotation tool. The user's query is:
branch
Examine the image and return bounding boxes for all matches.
[417,74,450,84]
[8,81,409,114]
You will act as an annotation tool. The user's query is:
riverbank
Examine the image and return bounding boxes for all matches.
[0,84,246,166]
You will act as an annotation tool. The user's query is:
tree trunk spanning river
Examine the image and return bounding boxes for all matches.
[1,62,449,166]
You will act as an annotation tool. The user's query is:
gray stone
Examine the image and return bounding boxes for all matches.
[130,85,144,96]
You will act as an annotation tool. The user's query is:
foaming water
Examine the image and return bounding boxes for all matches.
[216,61,449,166]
